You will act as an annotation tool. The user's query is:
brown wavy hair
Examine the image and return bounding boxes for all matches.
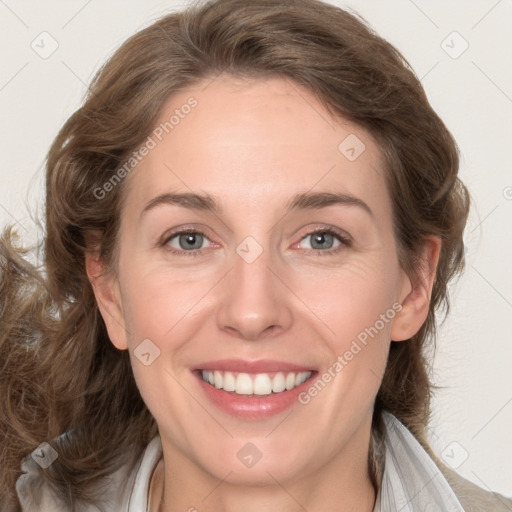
[0,0,470,509]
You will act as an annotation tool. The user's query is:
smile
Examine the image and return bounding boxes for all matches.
[200,370,313,395]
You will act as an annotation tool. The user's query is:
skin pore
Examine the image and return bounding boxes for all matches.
[86,74,440,512]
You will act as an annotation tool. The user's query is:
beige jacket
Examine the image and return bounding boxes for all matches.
[437,458,512,511]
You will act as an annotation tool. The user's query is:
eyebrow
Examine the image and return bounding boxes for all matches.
[140,191,374,219]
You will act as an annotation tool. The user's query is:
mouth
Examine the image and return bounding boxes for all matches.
[192,360,317,419]
[198,369,313,395]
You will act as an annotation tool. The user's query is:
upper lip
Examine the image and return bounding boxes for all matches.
[196,359,316,373]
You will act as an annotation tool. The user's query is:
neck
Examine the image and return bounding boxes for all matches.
[151,428,377,512]
[156,467,375,512]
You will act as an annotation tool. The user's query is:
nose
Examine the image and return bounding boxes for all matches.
[216,243,293,341]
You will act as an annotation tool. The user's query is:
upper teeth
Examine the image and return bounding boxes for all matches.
[201,370,312,395]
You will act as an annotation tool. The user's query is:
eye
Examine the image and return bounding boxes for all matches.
[160,226,351,257]
[296,228,351,255]
[162,229,212,256]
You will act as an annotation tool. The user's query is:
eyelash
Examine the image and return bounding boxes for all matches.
[161,227,352,258]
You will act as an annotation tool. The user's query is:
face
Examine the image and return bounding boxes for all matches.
[89,74,433,489]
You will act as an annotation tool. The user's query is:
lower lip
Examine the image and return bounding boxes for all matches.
[194,371,316,420]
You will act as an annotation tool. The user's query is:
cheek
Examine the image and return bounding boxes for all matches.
[119,245,402,353]
[292,259,401,345]
[120,264,210,343]
[120,269,203,426]
[291,258,400,416]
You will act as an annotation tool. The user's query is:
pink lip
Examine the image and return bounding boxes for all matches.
[192,359,317,420]
[196,358,315,373]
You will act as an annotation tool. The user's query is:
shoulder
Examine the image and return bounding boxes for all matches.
[380,412,512,511]
[436,461,512,512]
[15,436,162,512]
[16,456,72,512]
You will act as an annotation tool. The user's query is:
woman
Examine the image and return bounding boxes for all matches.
[1,0,510,510]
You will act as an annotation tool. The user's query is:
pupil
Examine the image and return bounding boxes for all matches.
[312,233,333,250]
[181,233,202,250]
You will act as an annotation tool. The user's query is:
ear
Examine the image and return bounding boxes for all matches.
[391,236,441,342]
[85,245,129,351]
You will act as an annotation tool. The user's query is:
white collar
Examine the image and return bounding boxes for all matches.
[127,436,163,512]
[374,411,466,511]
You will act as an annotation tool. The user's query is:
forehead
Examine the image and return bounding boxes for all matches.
[123,74,390,220]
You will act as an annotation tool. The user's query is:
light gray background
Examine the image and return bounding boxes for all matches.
[1,0,511,497]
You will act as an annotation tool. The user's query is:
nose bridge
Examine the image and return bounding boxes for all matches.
[216,234,292,340]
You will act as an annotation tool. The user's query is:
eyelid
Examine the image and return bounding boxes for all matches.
[292,226,353,254]
[297,225,353,244]
[159,224,216,246]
